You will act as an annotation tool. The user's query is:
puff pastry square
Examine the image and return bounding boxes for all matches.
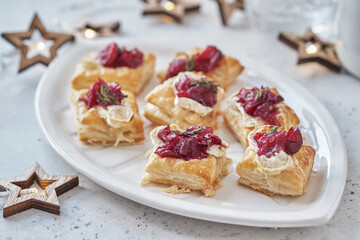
[158,47,244,90]
[236,127,316,196]
[69,88,144,146]
[224,88,300,148]
[144,72,225,129]
[71,50,155,95]
[141,124,231,197]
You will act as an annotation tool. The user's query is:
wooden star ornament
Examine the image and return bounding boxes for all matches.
[142,0,200,23]
[278,29,341,73]
[78,21,121,38]
[216,0,244,26]
[1,13,74,73]
[0,162,79,218]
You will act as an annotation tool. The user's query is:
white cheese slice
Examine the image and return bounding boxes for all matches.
[248,127,293,175]
[206,142,229,157]
[172,72,215,116]
[96,105,133,128]
[228,91,261,127]
[174,96,212,116]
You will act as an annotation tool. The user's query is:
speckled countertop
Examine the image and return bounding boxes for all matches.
[0,0,359,239]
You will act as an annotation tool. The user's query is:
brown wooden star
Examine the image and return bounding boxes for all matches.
[215,0,244,26]
[1,13,74,73]
[278,29,341,73]
[142,0,200,23]
[0,162,79,218]
[78,21,121,38]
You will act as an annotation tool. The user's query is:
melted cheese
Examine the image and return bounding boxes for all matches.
[174,96,212,116]
[207,143,228,157]
[248,127,293,176]
[96,104,133,128]
[172,72,215,116]
[228,92,261,127]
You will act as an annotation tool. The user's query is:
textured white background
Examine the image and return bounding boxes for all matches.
[0,0,359,239]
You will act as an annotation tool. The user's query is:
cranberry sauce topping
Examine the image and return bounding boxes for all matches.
[80,78,127,109]
[254,127,303,158]
[165,46,223,79]
[155,125,223,160]
[97,42,143,68]
[236,87,284,125]
[175,75,218,107]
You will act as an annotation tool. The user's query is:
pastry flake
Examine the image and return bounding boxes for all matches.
[158,46,244,90]
[224,86,300,147]
[141,124,231,197]
[144,72,225,129]
[69,78,144,146]
[71,42,155,95]
[236,126,315,196]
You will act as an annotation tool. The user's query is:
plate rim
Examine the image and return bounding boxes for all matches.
[35,40,347,227]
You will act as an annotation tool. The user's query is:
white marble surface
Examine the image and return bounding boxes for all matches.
[0,0,359,239]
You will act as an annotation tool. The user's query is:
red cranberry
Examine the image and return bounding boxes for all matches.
[237,87,284,125]
[254,127,303,158]
[175,75,217,107]
[155,125,223,160]
[165,59,187,79]
[193,46,223,73]
[165,46,223,79]
[80,78,127,109]
[97,42,120,68]
[97,42,144,69]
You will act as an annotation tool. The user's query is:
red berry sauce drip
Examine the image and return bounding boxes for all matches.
[155,125,223,160]
[165,46,223,79]
[97,42,143,68]
[254,127,303,158]
[80,78,127,109]
[236,87,284,125]
[175,75,217,107]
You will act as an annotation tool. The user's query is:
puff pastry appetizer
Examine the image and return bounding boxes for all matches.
[141,124,231,197]
[71,42,155,95]
[69,78,144,146]
[236,126,315,196]
[224,87,300,148]
[144,72,225,129]
[157,46,244,90]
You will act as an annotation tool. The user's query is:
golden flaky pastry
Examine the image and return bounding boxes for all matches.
[141,124,231,197]
[145,72,225,129]
[224,88,300,148]
[69,89,144,146]
[157,47,244,90]
[71,51,155,95]
[236,126,315,196]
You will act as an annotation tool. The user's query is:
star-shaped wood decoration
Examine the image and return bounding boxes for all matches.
[142,0,200,23]
[78,21,121,38]
[215,0,244,26]
[278,29,341,73]
[0,162,79,218]
[1,13,74,73]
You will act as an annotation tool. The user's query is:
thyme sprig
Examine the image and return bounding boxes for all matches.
[186,58,195,71]
[190,79,218,93]
[267,126,279,134]
[172,128,204,136]
[254,87,270,101]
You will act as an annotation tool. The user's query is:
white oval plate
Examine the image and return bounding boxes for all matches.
[35,39,347,227]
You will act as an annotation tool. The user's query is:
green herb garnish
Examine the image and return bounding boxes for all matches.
[190,78,218,93]
[97,84,122,105]
[254,87,269,101]
[185,58,195,71]
[172,128,204,136]
[267,126,279,134]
